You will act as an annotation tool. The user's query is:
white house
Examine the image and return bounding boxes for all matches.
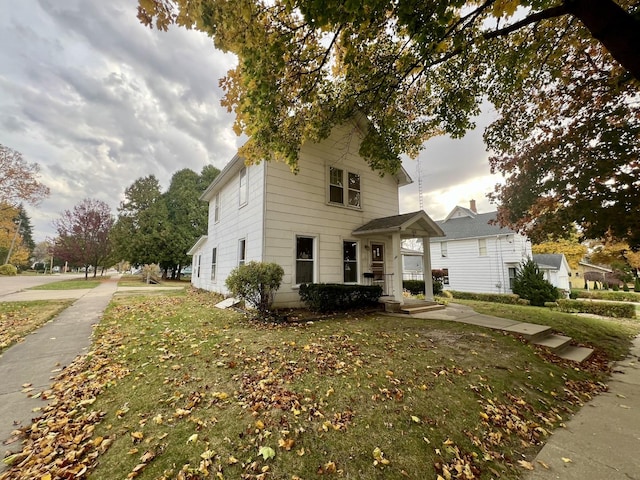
[429,202,532,294]
[532,254,572,291]
[188,118,444,307]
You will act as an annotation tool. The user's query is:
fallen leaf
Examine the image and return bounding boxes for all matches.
[562,457,572,463]
[518,460,534,470]
[258,446,276,460]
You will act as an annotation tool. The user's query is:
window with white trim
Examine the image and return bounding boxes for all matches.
[238,239,246,266]
[329,167,361,208]
[239,167,248,206]
[196,255,201,278]
[441,242,448,257]
[508,267,517,289]
[343,241,358,283]
[210,247,217,281]
[213,192,220,223]
[478,238,487,256]
[296,236,315,284]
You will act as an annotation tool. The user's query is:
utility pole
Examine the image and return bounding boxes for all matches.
[5,218,22,264]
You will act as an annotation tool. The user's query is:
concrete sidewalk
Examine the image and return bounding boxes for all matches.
[411,302,640,479]
[0,277,119,467]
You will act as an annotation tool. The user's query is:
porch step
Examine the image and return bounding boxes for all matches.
[556,345,595,363]
[400,302,446,314]
[533,334,572,352]
[503,322,553,342]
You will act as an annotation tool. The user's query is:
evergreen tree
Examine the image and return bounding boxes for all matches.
[512,258,559,307]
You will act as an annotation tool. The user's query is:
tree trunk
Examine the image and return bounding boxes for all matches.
[565,0,640,81]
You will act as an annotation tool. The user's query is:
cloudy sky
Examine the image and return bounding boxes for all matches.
[1,0,501,242]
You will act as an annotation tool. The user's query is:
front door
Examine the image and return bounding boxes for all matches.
[371,243,384,280]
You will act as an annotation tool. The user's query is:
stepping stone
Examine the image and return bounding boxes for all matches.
[533,334,572,353]
[557,345,594,363]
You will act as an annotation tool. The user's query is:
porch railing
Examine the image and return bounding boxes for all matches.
[363,272,394,296]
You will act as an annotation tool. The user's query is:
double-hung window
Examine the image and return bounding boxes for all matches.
[213,192,220,223]
[239,167,248,206]
[440,242,448,258]
[343,241,358,283]
[210,247,217,281]
[478,238,487,256]
[296,236,314,284]
[238,239,246,266]
[329,167,361,208]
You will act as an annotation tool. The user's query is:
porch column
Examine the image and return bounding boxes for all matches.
[391,232,404,303]
[422,236,434,301]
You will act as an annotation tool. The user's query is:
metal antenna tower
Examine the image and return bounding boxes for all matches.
[416,157,424,210]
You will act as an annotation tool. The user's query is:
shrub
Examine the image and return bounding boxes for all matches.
[571,289,640,302]
[141,264,161,283]
[0,264,18,276]
[556,299,636,318]
[612,284,620,291]
[448,291,521,304]
[298,283,382,312]
[402,280,442,296]
[635,277,640,292]
[623,283,630,292]
[512,258,559,306]
[226,261,284,315]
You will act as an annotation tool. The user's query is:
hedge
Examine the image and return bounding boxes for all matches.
[571,290,640,303]
[403,280,443,296]
[299,283,383,312]
[448,290,523,304]
[556,299,636,318]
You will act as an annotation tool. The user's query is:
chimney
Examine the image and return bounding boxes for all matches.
[470,199,477,213]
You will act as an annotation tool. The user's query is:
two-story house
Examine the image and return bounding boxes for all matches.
[429,202,532,294]
[188,118,444,307]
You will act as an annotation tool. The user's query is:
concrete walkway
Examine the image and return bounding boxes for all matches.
[0,277,119,470]
[411,302,640,479]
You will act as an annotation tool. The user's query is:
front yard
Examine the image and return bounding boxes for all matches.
[2,290,637,479]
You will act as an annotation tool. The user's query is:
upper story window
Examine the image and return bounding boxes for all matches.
[441,241,448,257]
[478,238,487,256]
[329,167,361,208]
[239,167,248,207]
[213,192,220,223]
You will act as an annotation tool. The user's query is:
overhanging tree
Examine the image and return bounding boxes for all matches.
[53,199,114,279]
[0,144,50,208]
[137,0,640,247]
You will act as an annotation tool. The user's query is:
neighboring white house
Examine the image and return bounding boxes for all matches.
[188,118,445,307]
[532,253,572,291]
[402,247,424,280]
[429,202,532,294]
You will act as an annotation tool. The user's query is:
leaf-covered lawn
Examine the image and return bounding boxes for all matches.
[1,291,623,479]
[0,300,72,353]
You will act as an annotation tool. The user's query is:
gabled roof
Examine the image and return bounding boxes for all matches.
[431,211,516,241]
[578,261,612,273]
[533,254,567,271]
[187,235,208,255]
[352,210,445,238]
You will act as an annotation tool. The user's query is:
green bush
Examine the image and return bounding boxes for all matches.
[512,258,559,306]
[0,264,18,276]
[557,299,636,318]
[298,283,382,312]
[635,277,640,292]
[448,291,521,304]
[402,280,443,296]
[623,283,630,292]
[226,261,284,315]
[612,284,620,291]
[571,289,640,302]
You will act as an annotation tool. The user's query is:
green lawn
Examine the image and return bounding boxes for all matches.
[28,279,103,290]
[4,292,633,479]
[0,300,73,352]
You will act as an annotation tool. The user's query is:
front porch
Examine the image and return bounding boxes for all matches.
[352,210,445,304]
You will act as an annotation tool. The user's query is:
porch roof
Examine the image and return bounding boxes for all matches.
[187,235,208,255]
[352,211,445,238]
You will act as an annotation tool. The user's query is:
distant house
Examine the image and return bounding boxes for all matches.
[429,201,532,294]
[402,247,424,280]
[188,118,444,307]
[575,261,613,289]
[533,253,571,291]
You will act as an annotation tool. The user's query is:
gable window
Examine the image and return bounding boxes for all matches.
[239,167,248,206]
[211,247,217,281]
[213,192,220,223]
[329,167,361,208]
[238,239,246,266]
[296,236,315,284]
[441,241,448,257]
[478,238,487,256]
[343,241,358,283]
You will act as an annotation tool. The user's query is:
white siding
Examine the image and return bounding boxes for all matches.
[264,123,401,307]
[430,233,531,294]
[191,162,265,294]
